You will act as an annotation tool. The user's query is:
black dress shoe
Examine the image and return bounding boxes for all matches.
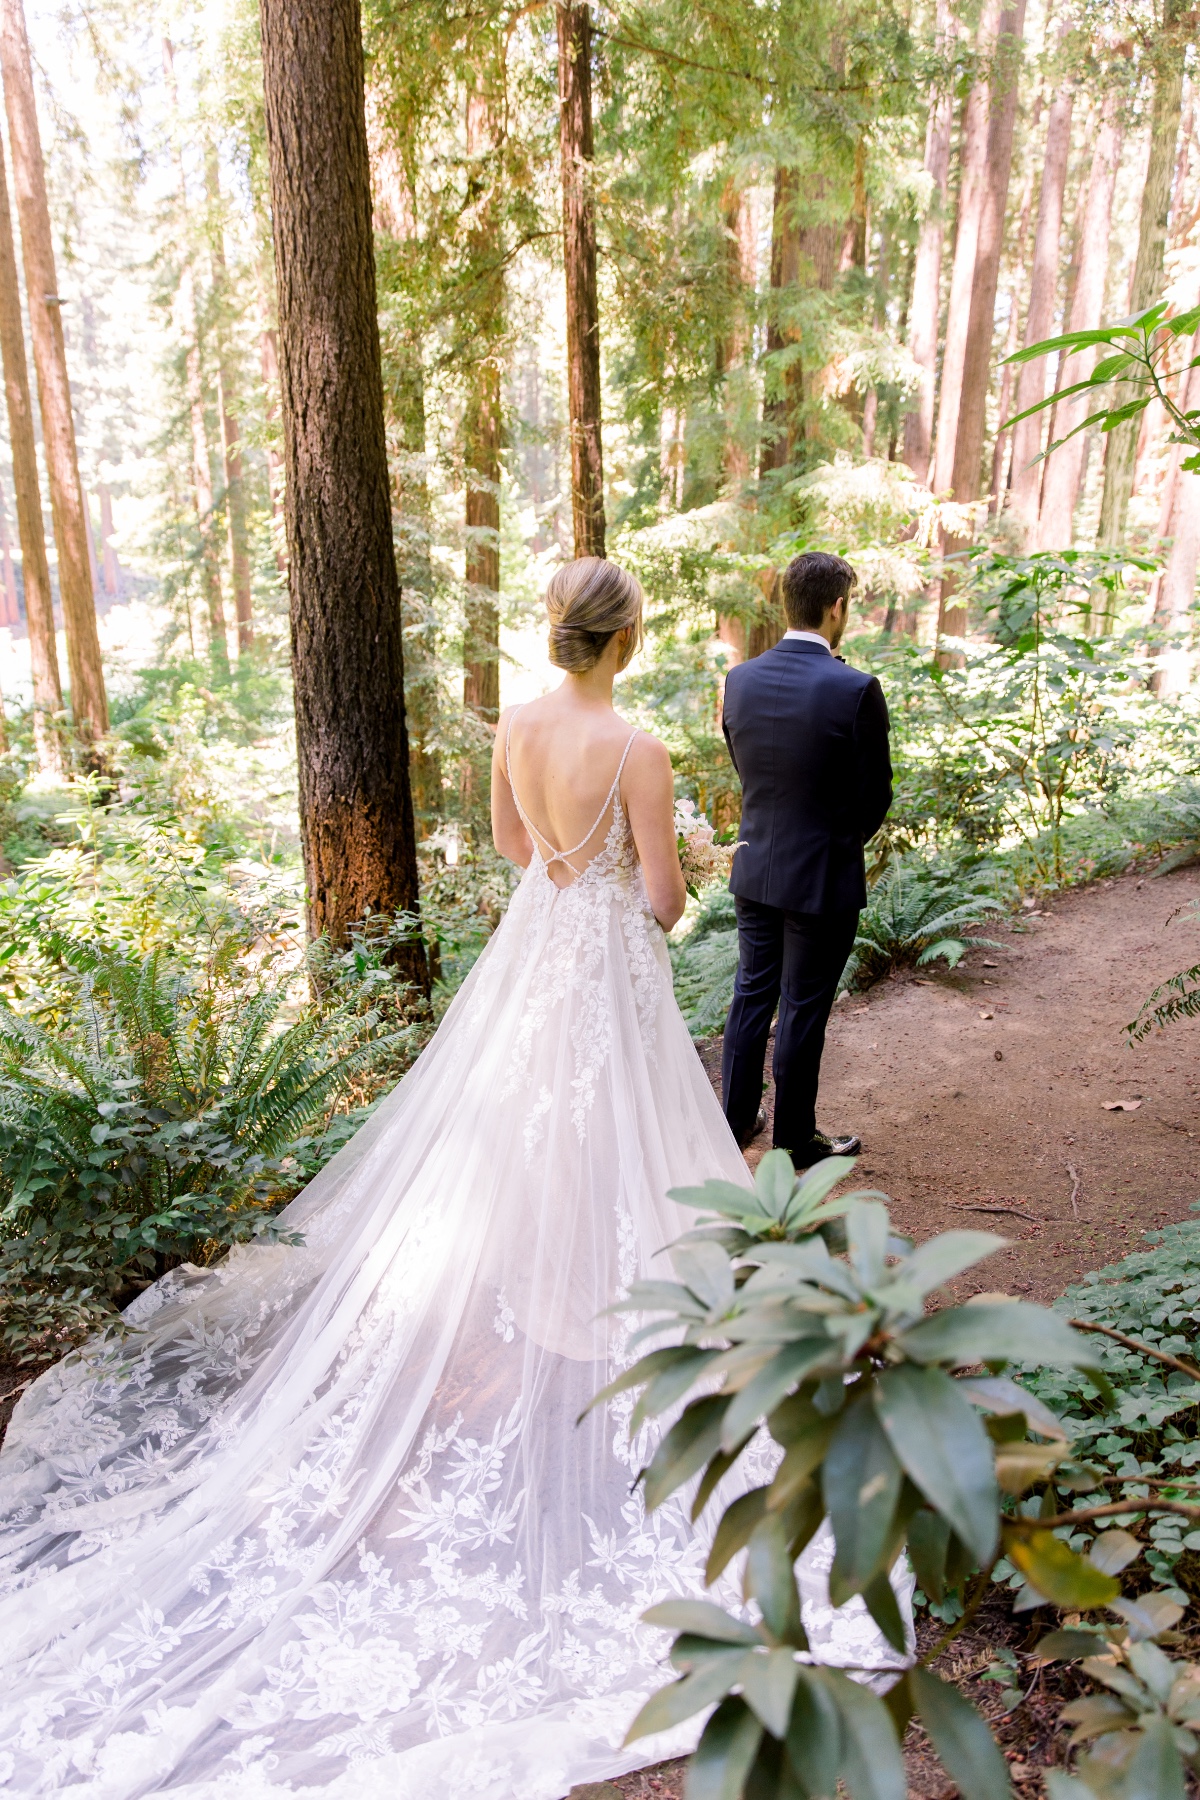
[736,1105,769,1150]
[788,1129,861,1167]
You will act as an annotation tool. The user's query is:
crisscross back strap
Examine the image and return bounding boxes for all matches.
[505,705,640,877]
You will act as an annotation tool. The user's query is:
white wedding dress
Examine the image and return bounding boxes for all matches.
[0,730,908,1799]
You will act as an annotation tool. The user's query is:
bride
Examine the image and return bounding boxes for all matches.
[0,558,905,1800]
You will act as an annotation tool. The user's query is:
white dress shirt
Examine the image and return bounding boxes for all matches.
[782,629,832,652]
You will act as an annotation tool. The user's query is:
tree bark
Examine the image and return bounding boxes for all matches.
[1150,330,1200,690]
[760,164,802,476]
[206,155,253,652]
[1008,74,1074,531]
[949,0,1027,507]
[259,0,426,987]
[177,260,229,673]
[931,0,1002,500]
[0,476,17,625]
[903,0,955,486]
[98,482,119,595]
[463,85,502,723]
[557,2,604,557]
[1034,100,1123,550]
[1099,0,1187,546]
[258,315,287,573]
[0,122,59,770]
[718,180,756,488]
[0,0,106,742]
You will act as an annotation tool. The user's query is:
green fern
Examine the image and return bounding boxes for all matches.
[1127,903,1200,1041]
[842,862,1005,990]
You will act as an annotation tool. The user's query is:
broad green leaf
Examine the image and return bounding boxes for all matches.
[824,1395,903,1601]
[994,1440,1068,1494]
[747,1513,803,1643]
[1037,1628,1106,1661]
[673,1242,736,1312]
[874,1366,999,1565]
[1088,1529,1142,1576]
[1005,1531,1120,1609]
[642,1395,728,1511]
[896,1301,1099,1371]
[687,1696,764,1800]
[642,1600,761,1645]
[692,1441,754,1521]
[742,1646,801,1737]
[786,1155,857,1215]
[1111,1593,1185,1642]
[721,1339,834,1451]
[958,1375,1069,1441]
[885,1231,1005,1305]
[908,1507,951,1604]
[670,1177,770,1221]
[1043,1774,1100,1800]
[820,1666,907,1800]
[847,1200,889,1288]
[756,1148,798,1219]
[624,1650,750,1741]
[767,1414,837,1510]
[1127,1640,1176,1703]
[582,1344,711,1423]
[706,1485,771,1584]
[786,1669,842,1800]
[1121,1714,1187,1800]
[862,1567,909,1656]
[909,1666,1012,1800]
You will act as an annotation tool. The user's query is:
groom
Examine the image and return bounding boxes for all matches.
[720,551,892,1165]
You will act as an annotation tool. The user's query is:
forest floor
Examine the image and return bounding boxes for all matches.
[702,859,1200,1299]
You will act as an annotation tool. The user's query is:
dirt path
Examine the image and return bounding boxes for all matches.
[701,863,1200,1298]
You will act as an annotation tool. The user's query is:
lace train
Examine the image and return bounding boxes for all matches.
[0,804,909,1798]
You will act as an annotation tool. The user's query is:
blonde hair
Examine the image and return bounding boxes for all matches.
[545,557,644,673]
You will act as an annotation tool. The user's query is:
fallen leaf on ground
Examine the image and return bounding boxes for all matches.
[979,1010,994,1020]
[1101,1099,1142,1111]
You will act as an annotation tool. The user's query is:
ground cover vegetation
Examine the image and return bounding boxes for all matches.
[0,0,1196,1788]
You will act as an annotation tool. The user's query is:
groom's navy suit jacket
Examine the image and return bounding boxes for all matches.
[721,639,893,916]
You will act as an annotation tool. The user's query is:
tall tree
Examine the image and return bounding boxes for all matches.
[1008,68,1073,531]
[206,154,254,653]
[1150,329,1200,688]
[0,476,17,626]
[558,1,605,557]
[718,180,756,489]
[903,0,955,485]
[1099,0,1188,546]
[949,0,1027,507]
[0,125,59,771]
[259,0,426,987]
[462,81,502,723]
[1034,99,1123,550]
[931,0,1002,500]
[0,0,107,742]
[760,165,801,476]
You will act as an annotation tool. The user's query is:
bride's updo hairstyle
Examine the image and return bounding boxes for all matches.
[545,556,644,673]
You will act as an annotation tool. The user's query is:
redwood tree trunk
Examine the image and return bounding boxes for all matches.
[949,0,1027,507]
[903,0,955,486]
[259,0,426,987]
[1099,0,1187,546]
[760,164,801,477]
[1008,74,1074,531]
[931,0,1002,500]
[206,153,253,651]
[0,0,106,741]
[0,476,17,625]
[557,2,605,557]
[0,123,59,770]
[1035,101,1123,550]
[463,85,501,722]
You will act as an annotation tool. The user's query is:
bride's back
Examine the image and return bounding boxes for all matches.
[505,694,636,876]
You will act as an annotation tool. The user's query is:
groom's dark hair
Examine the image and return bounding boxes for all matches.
[781,552,857,630]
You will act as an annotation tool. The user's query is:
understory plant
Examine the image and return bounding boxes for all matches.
[1126,901,1200,1043]
[0,931,415,1360]
[591,1153,1200,1800]
[841,860,1004,989]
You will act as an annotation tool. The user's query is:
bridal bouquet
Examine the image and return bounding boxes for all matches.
[674,798,743,897]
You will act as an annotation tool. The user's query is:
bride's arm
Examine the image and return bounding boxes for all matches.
[623,734,687,931]
[491,707,534,867]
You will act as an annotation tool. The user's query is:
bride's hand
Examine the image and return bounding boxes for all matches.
[623,734,687,931]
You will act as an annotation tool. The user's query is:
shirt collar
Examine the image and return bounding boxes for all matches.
[782,629,832,653]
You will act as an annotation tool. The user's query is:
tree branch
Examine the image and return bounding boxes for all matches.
[1068,1317,1200,1383]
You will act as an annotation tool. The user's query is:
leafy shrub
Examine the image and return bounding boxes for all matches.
[595,1154,1200,1800]
[841,860,1004,989]
[0,932,415,1362]
[1126,900,1200,1043]
[669,888,740,1038]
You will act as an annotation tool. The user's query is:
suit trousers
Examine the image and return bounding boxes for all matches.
[721,898,859,1154]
